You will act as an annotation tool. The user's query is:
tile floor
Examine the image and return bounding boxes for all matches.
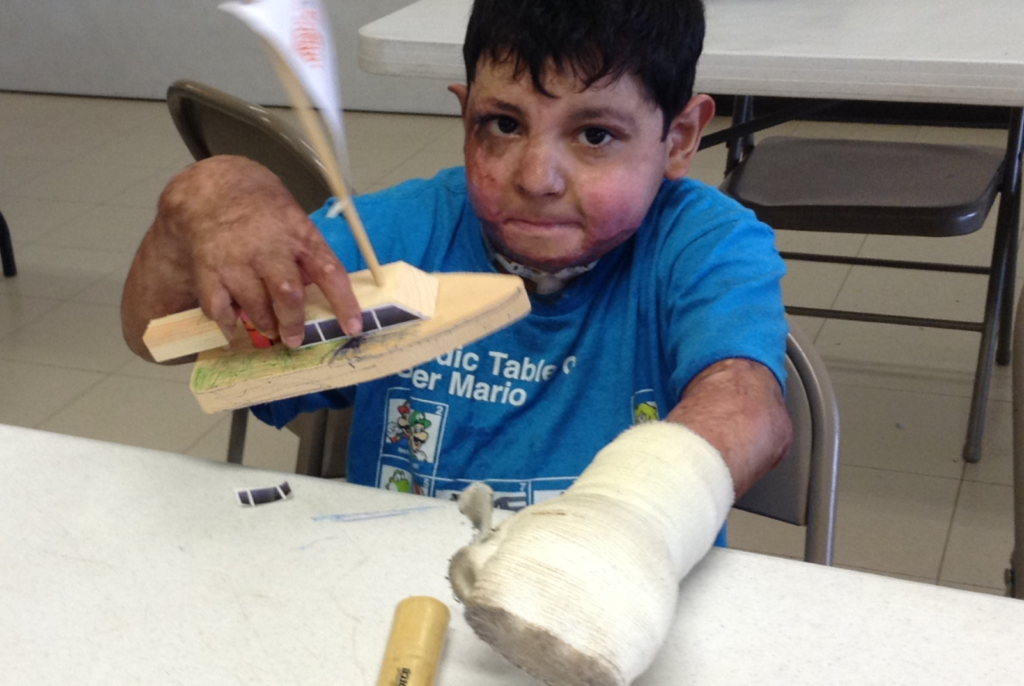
[0,91,1017,597]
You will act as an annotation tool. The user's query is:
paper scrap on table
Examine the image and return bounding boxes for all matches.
[236,481,292,506]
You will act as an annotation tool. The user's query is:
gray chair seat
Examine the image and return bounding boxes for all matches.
[722,137,1005,236]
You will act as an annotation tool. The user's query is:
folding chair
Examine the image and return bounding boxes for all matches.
[735,317,840,565]
[717,97,1024,464]
[166,79,344,475]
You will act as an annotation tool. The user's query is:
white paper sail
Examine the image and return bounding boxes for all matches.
[220,0,351,181]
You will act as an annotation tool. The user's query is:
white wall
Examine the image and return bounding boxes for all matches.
[0,0,460,115]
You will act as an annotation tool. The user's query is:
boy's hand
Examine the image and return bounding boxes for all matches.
[168,155,362,346]
[449,423,734,686]
[122,155,363,361]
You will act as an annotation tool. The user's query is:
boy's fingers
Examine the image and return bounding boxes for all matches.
[223,273,278,339]
[200,282,240,343]
[262,264,308,348]
[302,248,363,337]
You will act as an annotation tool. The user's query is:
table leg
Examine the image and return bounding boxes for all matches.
[1,210,16,277]
[1013,282,1024,598]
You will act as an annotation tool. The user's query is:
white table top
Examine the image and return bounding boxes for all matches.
[3,423,1023,685]
[358,0,1024,106]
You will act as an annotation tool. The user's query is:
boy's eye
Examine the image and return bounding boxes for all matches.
[497,116,518,134]
[482,115,519,135]
[580,127,613,146]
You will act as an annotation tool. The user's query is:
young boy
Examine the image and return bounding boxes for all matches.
[122,0,791,682]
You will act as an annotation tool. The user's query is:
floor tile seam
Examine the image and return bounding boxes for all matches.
[836,256,996,286]
[42,133,123,163]
[102,198,162,211]
[960,473,1015,487]
[368,143,452,184]
[0,153,65,168]
[345,126,462,160]
[4,217,88,246]
[828,376,1001,402]
[180,414,230,456]
[25,370,112,430]
[64,158,183,172]
[854,246,998,270]
[824,373,1004,402]
[0,264,130,300]
[2,187,137,204]
[819,237,866,310]
[836,459,967,483]
[0,165,71,196]
[29,235,147,257]
[0,295,67,337]
[108,360,194,386]
[935,466,968,583]
[839,462,962,485]
[0,346,133,375]
[818,290,988,323]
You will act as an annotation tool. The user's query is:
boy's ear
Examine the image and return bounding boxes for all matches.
[449,83,470,119]
[664,94,716,180]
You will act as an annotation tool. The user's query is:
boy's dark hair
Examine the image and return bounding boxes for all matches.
[463,0,705,137]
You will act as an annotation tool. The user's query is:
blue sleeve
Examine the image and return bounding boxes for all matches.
[656,183,789,398]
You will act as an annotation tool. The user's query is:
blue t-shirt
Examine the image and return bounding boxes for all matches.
[253,167,786,510]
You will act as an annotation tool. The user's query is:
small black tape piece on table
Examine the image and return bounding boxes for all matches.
[236,481,292,506]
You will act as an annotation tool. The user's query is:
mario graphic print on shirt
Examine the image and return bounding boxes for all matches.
[376,389,448,495]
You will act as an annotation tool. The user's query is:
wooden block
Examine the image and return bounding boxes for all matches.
[142,261,438,362]
[189,271,529,413]
[142,309,229,363]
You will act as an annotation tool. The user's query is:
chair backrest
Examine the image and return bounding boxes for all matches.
[735,317,840,565]
[166,79,332,214]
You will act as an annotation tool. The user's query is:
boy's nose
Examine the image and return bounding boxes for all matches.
[514,140,566,197]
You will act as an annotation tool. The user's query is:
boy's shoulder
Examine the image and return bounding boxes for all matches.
[630,177,776,272]
[644,177,768,243]
[652,177,754,222]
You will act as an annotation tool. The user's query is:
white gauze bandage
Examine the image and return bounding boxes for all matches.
[449,421,734,686]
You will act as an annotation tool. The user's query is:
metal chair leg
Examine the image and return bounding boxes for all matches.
[963,210,1014,463]
[0,211,16,277]
[996,108,1024,367]
[964,108,1024,462]
[294,408,329,477]
[226,408,249,464]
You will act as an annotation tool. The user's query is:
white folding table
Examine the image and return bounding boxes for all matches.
[2,423,1024,684]
[357,0,1024,106]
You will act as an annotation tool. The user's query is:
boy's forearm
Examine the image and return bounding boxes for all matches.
[666,357,793,498]
[121,177,200,364]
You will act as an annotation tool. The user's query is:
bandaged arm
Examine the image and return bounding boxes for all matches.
[449,358,791,686]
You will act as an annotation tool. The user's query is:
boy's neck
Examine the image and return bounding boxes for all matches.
[482,232,597,294]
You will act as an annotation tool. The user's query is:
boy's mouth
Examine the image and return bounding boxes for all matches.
[502,217,581,233]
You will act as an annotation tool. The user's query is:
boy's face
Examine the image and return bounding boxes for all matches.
[451,59,714,272]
